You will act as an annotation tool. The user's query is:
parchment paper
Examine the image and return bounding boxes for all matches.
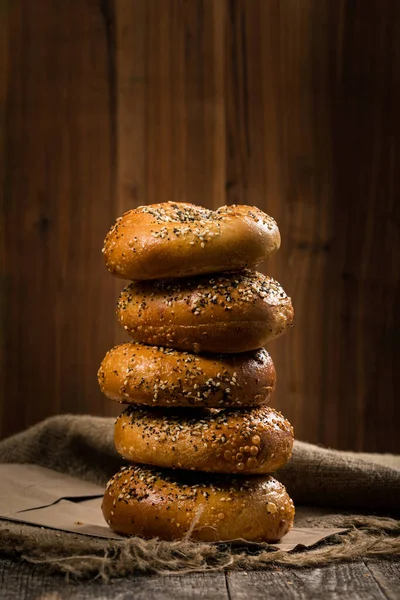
[0,464,347,550]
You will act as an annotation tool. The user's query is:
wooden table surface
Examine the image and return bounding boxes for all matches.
[0,558,399,600]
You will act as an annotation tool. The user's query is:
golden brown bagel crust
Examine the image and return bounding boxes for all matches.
[117,270,294,353]
[103,203,281,280]
[114,405,294,474]
[102,465,294,542]
[98,343,276,407]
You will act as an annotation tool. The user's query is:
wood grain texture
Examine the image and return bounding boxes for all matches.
[226,561,398,600]
[1,0,399,452]
[0,558,399,599]
[0,0,10,439]
[365,558,400,600]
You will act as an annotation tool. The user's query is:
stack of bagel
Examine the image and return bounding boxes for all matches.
[99,203,295,543]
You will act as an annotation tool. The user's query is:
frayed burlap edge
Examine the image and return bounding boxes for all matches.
[0,514,399,579]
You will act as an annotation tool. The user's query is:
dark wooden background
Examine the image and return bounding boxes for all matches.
[1,0,399,452]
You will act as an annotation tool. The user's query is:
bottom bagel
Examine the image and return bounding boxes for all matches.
[102,464,294,542]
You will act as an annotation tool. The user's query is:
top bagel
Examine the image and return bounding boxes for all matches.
[103,202,281,280]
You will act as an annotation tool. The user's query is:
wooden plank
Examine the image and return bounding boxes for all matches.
[114,0,147,213]
[1,558,399,599]
[318,0,400,452]
[364,558,400,600]
[112,0,147,351]
[115,573,229,600]
[0,559,229,600]
[145,0,226,209]
[0,0,10,439]
[1,0,120,438]
[0,559,56,600]
[226,560,389,600]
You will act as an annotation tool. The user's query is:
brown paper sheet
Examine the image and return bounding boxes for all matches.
[0,464,105,513]
[0,464,347,550]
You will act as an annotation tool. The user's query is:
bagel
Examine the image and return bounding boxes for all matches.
[102,464,294,542]
[103,202,281,280]
[114,404,294,474]
[98,343,275,408]
[117,270,294,353]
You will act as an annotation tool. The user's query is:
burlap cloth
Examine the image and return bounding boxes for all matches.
[0,415,399,578]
